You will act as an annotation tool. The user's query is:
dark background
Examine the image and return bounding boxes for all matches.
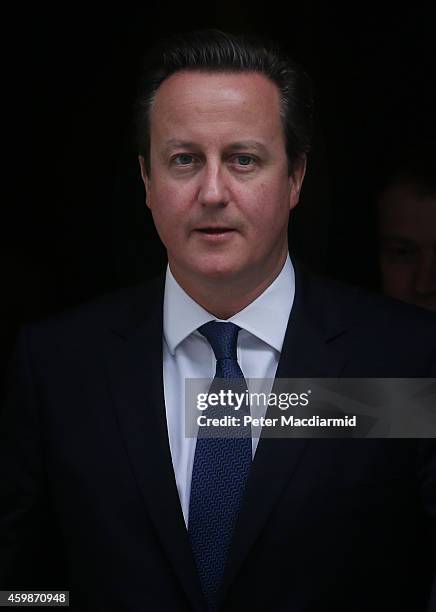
[2,2,436,385]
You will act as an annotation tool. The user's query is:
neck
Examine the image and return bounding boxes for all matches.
[169,253,288,319]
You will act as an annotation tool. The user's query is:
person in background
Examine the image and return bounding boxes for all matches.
[377,147,436,311]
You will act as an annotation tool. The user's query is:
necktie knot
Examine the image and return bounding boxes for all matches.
[198,321,241,361]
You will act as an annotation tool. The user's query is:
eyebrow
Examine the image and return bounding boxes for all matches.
[162,139,269,155]
[163,140,196,152]
[380,236,417,245]
[225,141,269,155]
[380,236,420,249]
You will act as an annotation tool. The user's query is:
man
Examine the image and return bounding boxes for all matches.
[376,149,436,312]
[1,30,435,611]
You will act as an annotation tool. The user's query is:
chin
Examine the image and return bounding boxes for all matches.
[194,260,243,281]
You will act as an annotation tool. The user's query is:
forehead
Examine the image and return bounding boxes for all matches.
[378,181,436,242]
[149,70,284,144]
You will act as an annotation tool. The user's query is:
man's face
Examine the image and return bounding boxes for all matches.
[378,181,436,312]
[139,70,305,291]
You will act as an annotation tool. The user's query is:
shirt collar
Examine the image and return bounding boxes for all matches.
[163,255,295,355]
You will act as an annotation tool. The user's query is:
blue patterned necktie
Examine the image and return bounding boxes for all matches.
[188,321,252,611]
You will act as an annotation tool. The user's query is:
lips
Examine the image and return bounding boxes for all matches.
[196,227,234,234]
[193,226,237,241]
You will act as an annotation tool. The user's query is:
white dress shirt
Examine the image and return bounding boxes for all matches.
[163,255,295,526]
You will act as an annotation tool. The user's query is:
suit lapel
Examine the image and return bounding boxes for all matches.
[218,262,352,604]
[103,275,205,612]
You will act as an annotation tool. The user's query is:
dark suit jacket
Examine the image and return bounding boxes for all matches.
[1,263,436,611]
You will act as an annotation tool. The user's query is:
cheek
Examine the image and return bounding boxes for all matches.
[251,185,289,235]
[244,182,289,226]
[380,260,412,294]
[149,183,184,211]
[148,185,187,243]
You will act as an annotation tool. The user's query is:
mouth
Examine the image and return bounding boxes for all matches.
[195,226,235,233]
[194,227,237,241]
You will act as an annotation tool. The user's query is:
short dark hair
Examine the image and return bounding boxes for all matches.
[133,29,314,176]
[376,143,436,200]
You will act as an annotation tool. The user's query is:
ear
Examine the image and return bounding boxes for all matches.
[289,155,307,210]
[138,155,151,209]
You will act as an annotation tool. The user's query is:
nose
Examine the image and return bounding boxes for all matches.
[413,249,436,297]
[197,161,229,207]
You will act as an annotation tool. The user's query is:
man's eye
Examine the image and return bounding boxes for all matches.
[392,247,415,256]
[235,155,254,166]
[381,244,418,261]
[173,154,194,165]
